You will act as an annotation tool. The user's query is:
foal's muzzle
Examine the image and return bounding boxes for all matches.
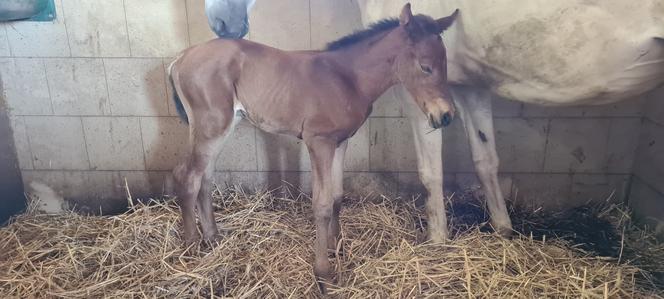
[429,112,453,129]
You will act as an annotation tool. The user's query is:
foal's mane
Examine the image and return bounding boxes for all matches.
[325,15,442,51]
[325,18,399,51]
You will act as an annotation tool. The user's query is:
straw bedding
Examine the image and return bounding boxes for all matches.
[1,186,662,298]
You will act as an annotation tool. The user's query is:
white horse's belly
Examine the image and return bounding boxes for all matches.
[359,0,664,105]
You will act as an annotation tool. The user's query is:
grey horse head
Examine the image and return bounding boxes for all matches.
[205,0,256,39]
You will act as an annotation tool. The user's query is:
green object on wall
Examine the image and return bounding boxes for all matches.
[0,0,56,22]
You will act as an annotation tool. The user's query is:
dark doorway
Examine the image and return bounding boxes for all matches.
[0,75,26,225]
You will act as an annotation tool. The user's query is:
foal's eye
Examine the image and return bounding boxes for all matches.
[420,64,433,75]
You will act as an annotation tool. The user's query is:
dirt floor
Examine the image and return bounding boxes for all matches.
[0,186,662,298]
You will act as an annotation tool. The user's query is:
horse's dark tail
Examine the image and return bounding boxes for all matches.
[168,67,189,124]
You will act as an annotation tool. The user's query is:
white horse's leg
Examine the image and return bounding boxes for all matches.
[402,87,448,242]
[452,86,513,236]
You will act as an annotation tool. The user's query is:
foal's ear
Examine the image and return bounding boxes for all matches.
[399,3,413,26]
[436,9,459,33]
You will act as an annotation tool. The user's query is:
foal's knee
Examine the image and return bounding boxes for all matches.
[314,203,334,221]
[173,164,204,200]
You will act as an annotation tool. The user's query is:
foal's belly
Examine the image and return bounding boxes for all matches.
[234,101,304,138]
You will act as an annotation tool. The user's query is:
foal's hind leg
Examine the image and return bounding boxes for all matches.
[173,112,236,244]
[197,117,240,241]
[328,140,347,253]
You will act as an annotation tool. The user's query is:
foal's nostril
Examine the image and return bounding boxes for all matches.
[441,112,452,127]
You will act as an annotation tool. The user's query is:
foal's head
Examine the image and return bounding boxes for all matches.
[393,4,459,128]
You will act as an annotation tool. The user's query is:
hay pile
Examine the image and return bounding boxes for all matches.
[0,186,662,298]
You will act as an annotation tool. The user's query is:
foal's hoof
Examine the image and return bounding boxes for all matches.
[182,238,200,255]
[327,247,345,258]
[204,232,224,243]
[316,276,337,295]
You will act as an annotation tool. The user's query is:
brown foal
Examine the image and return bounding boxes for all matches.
[169,3,458,288]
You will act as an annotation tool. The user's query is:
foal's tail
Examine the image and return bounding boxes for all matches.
[168,60,189,124]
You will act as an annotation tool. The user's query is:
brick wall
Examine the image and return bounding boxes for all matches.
[0,0,650,212]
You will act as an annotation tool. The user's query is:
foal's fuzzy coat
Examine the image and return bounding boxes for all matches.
[169,3,458,290]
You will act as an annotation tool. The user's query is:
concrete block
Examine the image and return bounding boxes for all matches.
[82,117,145,171]
[0,25,9,56]
[215,120,258,171]
[397,171,457,200]
[442,118,474,172]
[119,171,169,198]
[369,118,417,171]
[310,0,363,49]
[345,122,370,171]
[495,118,548,172]
[214,171,270,193]
[512,173,572,210]
[9,116,33,169]
[104,58,169,116]
[571,174,629,203]
[344,172,399,199]
[629,177,664,236]
[266,171,312,194]
[124,0,189,57]
[186,0,217,45]
[4,0,70,57]
[22,170,135,214]
[24,116,89,170]
[544,119,610,173]
[644,87,664,126]
[256,130,310,171]
[63,0,130,57]
[372,86,403,117]
[249,0,310,50]
[522,98,644,118]
[0,58,52,115]
[492,97,522,117]
[140,117,189,170]
[44,58,110,115]
[633,120,664,193]
[455,173,514,199]
[605,118,641,173]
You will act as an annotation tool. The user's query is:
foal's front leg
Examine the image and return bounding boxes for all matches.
[305,137,337,290]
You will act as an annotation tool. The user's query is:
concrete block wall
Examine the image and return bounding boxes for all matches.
[630,87,664,233]
[0,0,648,212]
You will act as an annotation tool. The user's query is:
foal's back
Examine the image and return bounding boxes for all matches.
[172,38,368,139]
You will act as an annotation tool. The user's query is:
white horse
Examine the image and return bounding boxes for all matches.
[359,0,664,240]
[205,0,664,241]
[205,0,256,38]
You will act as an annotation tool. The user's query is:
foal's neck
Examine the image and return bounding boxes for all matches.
[324,30,403,103]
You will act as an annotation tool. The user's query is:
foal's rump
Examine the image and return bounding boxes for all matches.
[168,39,250,126]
